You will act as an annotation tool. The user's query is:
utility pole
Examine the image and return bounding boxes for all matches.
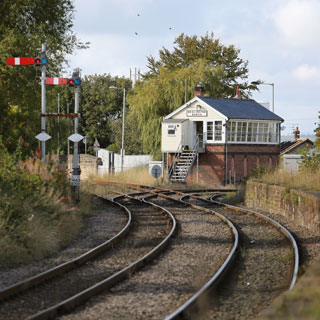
[121,88,126,171]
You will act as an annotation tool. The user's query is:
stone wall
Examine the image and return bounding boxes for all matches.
[245,180,320,232]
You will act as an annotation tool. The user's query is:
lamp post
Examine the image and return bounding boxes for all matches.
[251,80,274,113]
[110,86,126,171]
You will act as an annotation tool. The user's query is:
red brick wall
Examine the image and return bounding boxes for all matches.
[185,143,280,184]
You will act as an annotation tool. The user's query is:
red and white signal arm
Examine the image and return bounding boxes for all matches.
[7,57,34,65]
[45,77,68,85]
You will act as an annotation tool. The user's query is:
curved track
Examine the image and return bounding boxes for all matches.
[0,193,176,320]
[0,183,299,320]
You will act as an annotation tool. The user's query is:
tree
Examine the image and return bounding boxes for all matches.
[128,33,254,158]
[300,112,320,171]
[0,0,87,154]
[79,74,132,154]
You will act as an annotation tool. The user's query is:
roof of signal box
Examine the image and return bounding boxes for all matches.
[164,96,284,122]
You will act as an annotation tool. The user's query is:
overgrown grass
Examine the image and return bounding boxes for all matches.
[249,166,320,192]
[0,146,90,265]
[89,166,164,186]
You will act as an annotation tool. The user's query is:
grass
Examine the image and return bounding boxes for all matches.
[250,167,320,192]
[90,166,163,186]
[259,257,320,320]
[0,157,92,266]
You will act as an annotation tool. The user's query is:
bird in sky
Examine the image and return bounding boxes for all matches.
[135,32,138,35]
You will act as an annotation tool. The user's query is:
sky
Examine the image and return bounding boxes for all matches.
[67,0,320,136]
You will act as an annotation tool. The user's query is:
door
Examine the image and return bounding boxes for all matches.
[196,121,204,148]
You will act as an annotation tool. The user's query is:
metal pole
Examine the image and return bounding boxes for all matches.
[41,43,46,162]
[272,83,274,113]
[196,152,199,184]
[121,88,126,171]
[225,121,228,185]
[57,93,60,157]
[72,84,80,202]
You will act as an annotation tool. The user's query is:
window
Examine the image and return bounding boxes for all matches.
[227,121,278,143]
[214,121,222,141]
[228,122,236,141]
[207,121,213,140]
[168,124,176,136]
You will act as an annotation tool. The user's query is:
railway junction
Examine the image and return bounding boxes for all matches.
[0,182,319,319]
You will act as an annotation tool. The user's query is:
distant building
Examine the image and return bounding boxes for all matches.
[280,127,314,156]
[161,84,284,184]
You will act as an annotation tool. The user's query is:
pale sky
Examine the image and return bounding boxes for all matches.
[67,0,320,136]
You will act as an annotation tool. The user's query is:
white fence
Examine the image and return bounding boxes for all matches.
[97,149,152,175]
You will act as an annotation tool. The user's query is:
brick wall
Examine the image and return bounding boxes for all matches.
[186,143,280,184]
[245,180,320,232]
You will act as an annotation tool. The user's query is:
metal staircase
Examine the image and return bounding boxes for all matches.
[169,149,197,183]
[168,135,200,184]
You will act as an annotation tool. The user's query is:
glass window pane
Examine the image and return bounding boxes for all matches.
[207,121,213,140]
[241,122,247,142]
[236,122,242,142]
[214,121,222,141]
[247,122,253,142]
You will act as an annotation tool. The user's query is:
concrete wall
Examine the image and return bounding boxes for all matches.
[245,180,320,232]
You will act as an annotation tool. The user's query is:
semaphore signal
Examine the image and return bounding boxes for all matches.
[45,77,69,85]
[6,57,35,65]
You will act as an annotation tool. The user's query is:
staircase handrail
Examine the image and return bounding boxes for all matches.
[168,141,182,179]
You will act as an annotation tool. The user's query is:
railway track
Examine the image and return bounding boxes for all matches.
[0,193,176,320]
[178,193,299,319]
[0,183,299,320]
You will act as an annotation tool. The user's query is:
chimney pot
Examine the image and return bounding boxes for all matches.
[194,82,205,97]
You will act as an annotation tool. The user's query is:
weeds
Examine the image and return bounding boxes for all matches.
[0,139,86,265]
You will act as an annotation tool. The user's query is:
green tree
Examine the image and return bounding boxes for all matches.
[300,112,320,171]
[79,74,132,154]
[0,0,87,154]
[128,33,254,158]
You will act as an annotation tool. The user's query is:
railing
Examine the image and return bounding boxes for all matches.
[167,141,182,180]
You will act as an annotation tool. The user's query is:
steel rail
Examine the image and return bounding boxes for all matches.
[209,197,299,290]
[162,193,239,320]
[0,196,131,302]
[26,192,177,320]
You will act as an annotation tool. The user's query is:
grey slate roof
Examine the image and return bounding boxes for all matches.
[198,97,284,121]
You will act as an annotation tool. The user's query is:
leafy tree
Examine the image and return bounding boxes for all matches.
[128,33,254,158]
[300,112,320,171]
[79,74,132,154]
[0,0,87,154]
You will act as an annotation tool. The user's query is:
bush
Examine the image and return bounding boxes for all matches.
[0,137,82,265]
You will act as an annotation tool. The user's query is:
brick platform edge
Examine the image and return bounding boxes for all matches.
[245,180,320,233]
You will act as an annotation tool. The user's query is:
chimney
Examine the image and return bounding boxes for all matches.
[236,85,241,99]
[194,82,205,97]
[293,126,300,140]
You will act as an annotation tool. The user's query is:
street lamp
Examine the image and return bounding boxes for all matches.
[251,80,275,113]
[109,86,126,171]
